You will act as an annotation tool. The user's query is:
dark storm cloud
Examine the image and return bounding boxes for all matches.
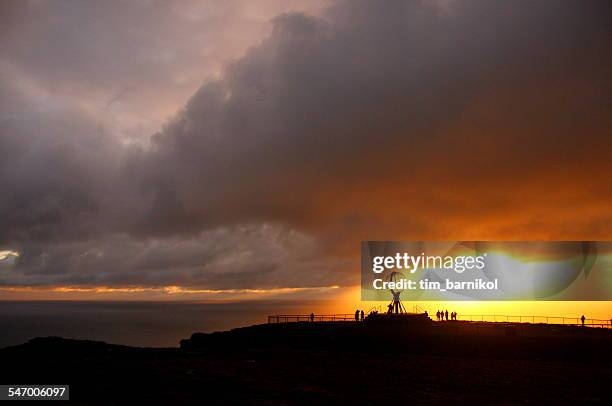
[0,0,328,135]
[134,0,612,236]
[1,0,611,288]
[3,225,341,289]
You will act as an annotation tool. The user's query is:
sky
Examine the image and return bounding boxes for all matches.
[0,0,611,316]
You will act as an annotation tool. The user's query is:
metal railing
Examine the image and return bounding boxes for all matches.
[268,312,612,328]
[268,314,356,323]
[413,305,427,314]
[443,314,612,328]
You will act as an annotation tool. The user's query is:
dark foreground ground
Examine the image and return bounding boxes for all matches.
[1,318,611,405]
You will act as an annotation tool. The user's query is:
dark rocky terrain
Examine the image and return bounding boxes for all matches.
[1,318,611,404]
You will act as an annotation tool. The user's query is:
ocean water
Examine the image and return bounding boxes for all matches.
[0,300,337,348]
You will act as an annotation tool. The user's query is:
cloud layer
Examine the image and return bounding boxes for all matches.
[1,0,611,290]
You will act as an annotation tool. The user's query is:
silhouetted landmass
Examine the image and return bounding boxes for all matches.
[1,319,611,404]
[183,316,612,362]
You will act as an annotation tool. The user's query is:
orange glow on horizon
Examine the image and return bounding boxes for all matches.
[0,284,342,302]
[1,284,608,322]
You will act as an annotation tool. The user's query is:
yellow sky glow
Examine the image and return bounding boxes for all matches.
[0,284,608,322]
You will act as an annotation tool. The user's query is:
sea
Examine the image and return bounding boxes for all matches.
[0,300,337,348]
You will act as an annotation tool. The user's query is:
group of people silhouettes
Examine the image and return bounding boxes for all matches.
[436,310,457,321]
[355,309,365,321]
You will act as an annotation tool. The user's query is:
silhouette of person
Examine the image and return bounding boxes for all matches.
[581,315,585,326]
[445,310,449,321]
[436,310,440,321]
[310,312,315,322]
[360,310,365,321]
[424,311,428,318]
[355,309,360,321]
[387,303,393,314]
